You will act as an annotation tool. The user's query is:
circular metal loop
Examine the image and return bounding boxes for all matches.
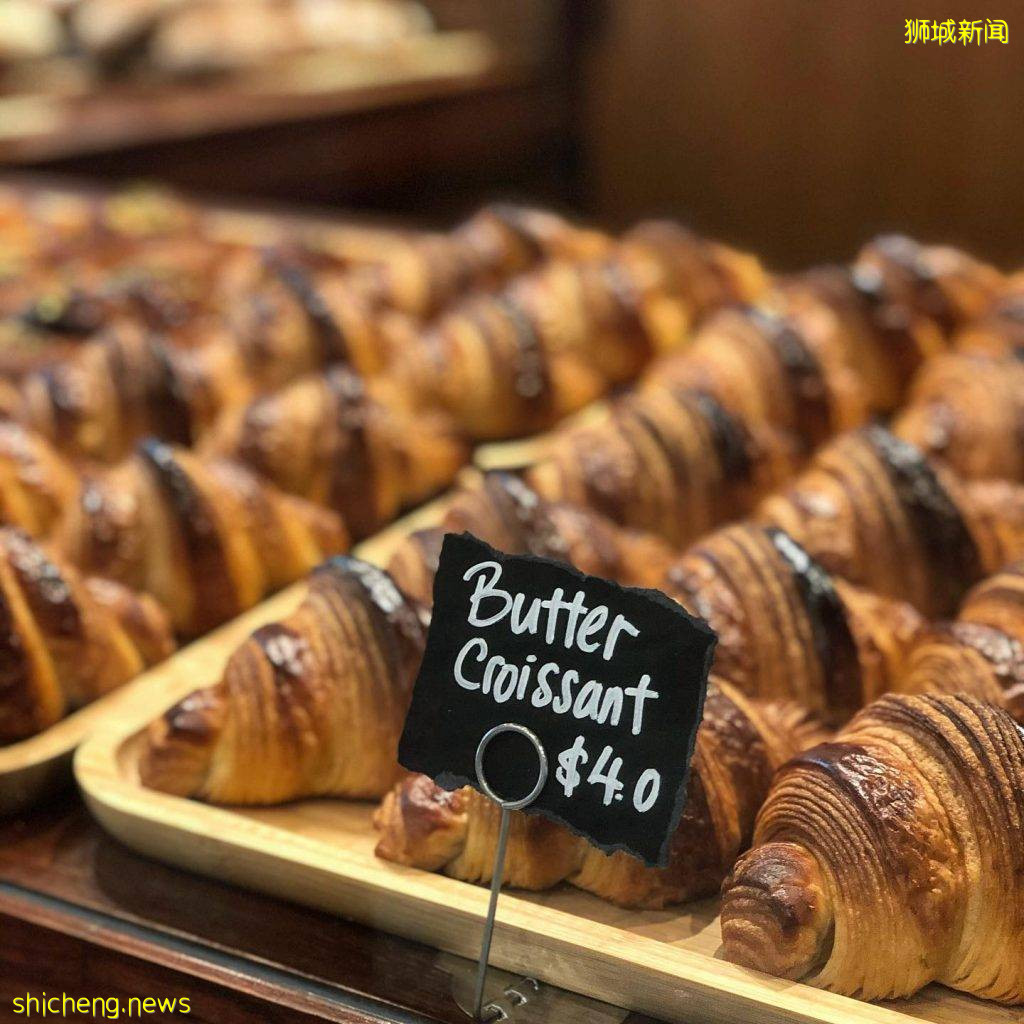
[474,724,548,811]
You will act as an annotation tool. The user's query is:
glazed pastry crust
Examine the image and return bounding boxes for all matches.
[721,694,1024,1004]
[0,527,173,742]
[139,558,428,803]
[756,426,1024,616]
[662,523,922,722]
[385,471,677,604]
[373,680,825,908]
[56,440,348,635]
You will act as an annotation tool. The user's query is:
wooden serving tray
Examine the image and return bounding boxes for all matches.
[74,539,1019,1024]
[0,496,448,817]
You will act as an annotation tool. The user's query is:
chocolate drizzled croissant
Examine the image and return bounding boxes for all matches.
[721,693,1024,1003]
[200,368,470,539]
[139,557,429,802]
[896,561,1024,721]
[527,384,797,546]
[893,352,1024,481]
[0,527,174,742]
[385,472,676,604]
[756,425,1024,617]
[373,680,825,909]
[55,440,348,635]
[661,524,922,722]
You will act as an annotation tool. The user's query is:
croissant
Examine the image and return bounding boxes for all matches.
[373,680,825,909]
[139,557,429,802]
[756,425,1024,617]
[0,526,174,742]
[527,384,798,546]
[896,561,1024,721]
[345,203,614,318]
[892,352,1024,481]
[854,234,1004,335]
[392,225,767,441]
[199,367,469,539]
[55,440,348,635]
[385,471,677,604]
[661,524,922,722]
[773,235,1002,413]
[954,281,1024,357]
[0,420,78,537]
[639,304,870,453]
[720,693,1024,1004]
[17,322,254,462]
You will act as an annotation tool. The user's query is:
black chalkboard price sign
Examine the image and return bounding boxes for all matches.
[398,532,717,868]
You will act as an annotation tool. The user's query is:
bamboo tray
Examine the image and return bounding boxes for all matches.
[74,558,1019,1024]
[0,496,447,817]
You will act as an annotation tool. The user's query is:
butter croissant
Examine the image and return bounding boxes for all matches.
[897,561,1024,721]
[394,226,766,441]
[373,680,825,909]
[139,557,429,802]
[775,235,1002,413]
[0,420,78,537]
[200,367,469,538]
[720,693,1024,1004]
[641,305,869,453]
[893,352,1024,481]
[757,425,1024,616]
[385,471,677,604]
[526,293,899,546]
[0,526,174,742]
[661,524,922,722]
[346,203,613,318]
[55,440,348,635]
[527,386,797,547]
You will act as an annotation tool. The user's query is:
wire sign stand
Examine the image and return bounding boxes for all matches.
[470,723,549,1022]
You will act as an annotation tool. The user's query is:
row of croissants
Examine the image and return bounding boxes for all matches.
[4,191,1024,1008]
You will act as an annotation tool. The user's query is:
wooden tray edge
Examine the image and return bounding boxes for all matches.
[0,492,452,816]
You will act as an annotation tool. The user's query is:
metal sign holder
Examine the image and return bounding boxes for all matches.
[470,723,549,1023]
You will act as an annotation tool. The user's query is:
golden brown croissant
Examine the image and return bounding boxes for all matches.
[373,680,825,909]
[893,352,1024,481]
[392,225,767,441]
[346,203,613,319]
[661,524,922,722]
[854,234,1004,335]
[139,557,429,803]
[955,281,1024,357]
[896,561,1024,720]
[721,693,1024,1004]
[640,304,870,453]
[757,425,1024,617]
[773,235,1002,414]
[618,221,768,335]
[55,440,348,635]
[0,526,174,742]
[17,322,254,462]
[200,368,470,539]
[0,420,78,537]
[527,385,798,546]
[385,471,677,604]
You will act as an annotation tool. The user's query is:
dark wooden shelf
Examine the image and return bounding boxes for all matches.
[0,795,662,1023]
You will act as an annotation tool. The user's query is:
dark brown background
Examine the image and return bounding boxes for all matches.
[12,0,1024,269]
